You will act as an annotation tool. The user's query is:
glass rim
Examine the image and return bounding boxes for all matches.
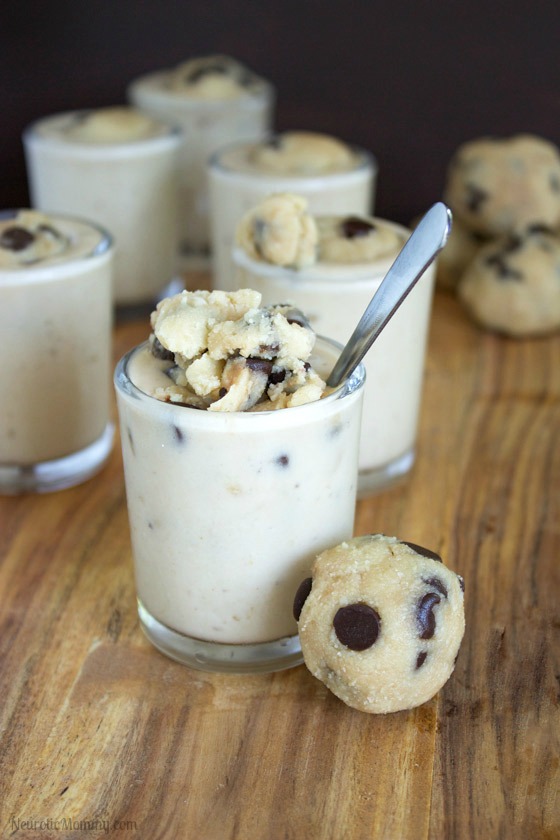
[114,336,366,420]
[23,110,184,157]
[0,209,113,281]
[127,71,275,109]
[208,134,378,180]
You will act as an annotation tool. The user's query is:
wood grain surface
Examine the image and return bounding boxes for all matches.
[0,290,558,840]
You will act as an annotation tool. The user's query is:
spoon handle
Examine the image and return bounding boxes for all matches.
[326,202,452,388]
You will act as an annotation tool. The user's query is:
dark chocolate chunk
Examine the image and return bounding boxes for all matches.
[151,337,175,361]
[417,592,441,640]
[333,603,381,651]
[284,308,311,329]
[293,577,313,620]
[402,541,442,563]
[276,454,289,467]
[246,357,273,376]
[268,368,286,385]
[416,651,428,669]
[422,577,448,598]
[339,216,375,239]
[258,342,280,358]
[219,387,227,398]
[484,253,523,281]
[173,425,185,444]
[464,183,489,213]
[0,225,35,251]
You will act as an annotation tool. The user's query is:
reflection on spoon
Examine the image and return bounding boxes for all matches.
[326,202,452,389]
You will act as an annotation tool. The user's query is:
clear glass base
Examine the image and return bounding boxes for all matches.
[357,446,415,499]
[138,600,304,674]
[0,422,114,495]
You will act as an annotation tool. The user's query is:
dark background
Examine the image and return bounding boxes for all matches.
[2,1,559,226]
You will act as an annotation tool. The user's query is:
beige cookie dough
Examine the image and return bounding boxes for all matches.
[317,215,406,264]
[235,193,318,268]
[168,54,261,99]
[64,107,166,143]
[148,288,326,411]
[457,229,560,337]
[0,210,69,268]
[250,131,358,175]
[444,134,560,237]
[295,534,465,714]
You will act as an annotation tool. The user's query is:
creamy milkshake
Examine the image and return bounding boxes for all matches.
[23,106,181,308]
[127,55,274,269]
[114,289,365,672]
[0,210,114,493]
[208,131,377,290]
[232,195,436,495]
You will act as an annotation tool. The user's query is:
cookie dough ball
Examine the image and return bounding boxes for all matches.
[444,134,560,237]
[435,218,488,292]
[317,215,406,264]
[294,535,465,714]
[251,131,357,175]
[458,229,560,337]
[235,193,318,268]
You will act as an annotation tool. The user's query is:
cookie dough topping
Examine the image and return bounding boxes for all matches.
[317,215,406,263]
[148,288,326,411]
[250,131,358,175]
[0,211,69,268]
[295,534,465,714]
[64,107,167,144]
[168,54,262,99]
[236,193,318,268]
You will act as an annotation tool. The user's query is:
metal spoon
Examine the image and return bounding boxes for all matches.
[326,201,452,388]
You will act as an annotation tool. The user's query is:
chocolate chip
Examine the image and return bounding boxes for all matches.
[276,454,289,467]
[464,183,488,213]
[416,651,428,669]
[339,216,375,239]
[173,425,185,444]
[258,342,280,357]
[293,577,312,620]
[422,577,448,598]
[246,357,273,375]
[484,253,523,281]
[284,308,311,329]
[268,368,286,385]
[333,603,381,651]
[219,388,227,398]
[417,592,441,640]
[0,226,35,251]
[402,541,442,562]
[151,337,175,361]
[186,60,229,83]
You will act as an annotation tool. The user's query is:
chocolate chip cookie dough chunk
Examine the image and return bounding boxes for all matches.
[317,215,405,264]
[235,193,318,268]
[444,134,560,237]
[0,210,68,267]
[457,229,560,337]
[294,534,465,714]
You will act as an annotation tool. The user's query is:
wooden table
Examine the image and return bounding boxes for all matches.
[1,290,559,839]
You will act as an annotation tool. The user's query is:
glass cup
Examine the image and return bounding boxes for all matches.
[114,337,365,673]
[232,219,436,497]
[208,138,377,291]
[23,109,181,310]
[0,212,114,493]
[127,72,275,271]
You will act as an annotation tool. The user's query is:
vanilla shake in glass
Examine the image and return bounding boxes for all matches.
[0,210,114,493]
[127,55,274,271]
[23,106,181,309]
[232,195,436,496]
[114,289,365,673]
[208,131,377,291]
